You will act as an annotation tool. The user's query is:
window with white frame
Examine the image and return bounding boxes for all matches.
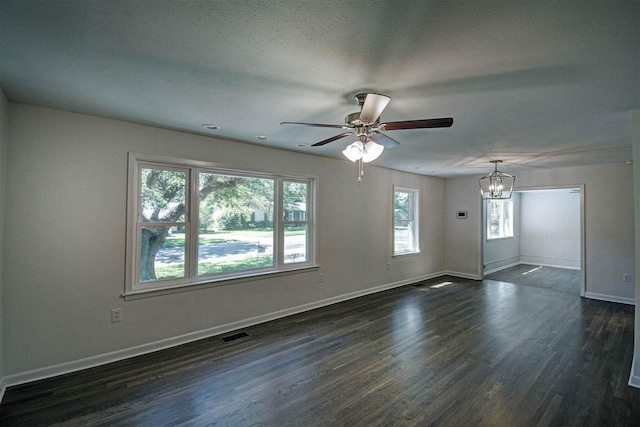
[393,187,419,255]
[126,154,316,294]
[487,199,513,239]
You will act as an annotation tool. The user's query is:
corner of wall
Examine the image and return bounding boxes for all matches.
[0,87,9,399]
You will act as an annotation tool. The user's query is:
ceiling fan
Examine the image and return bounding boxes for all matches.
[281,93,453,182]
[281,93,453,163]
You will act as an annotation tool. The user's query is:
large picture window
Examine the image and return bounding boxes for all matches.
[393,187,419,255]
[126,154,316,294]
[487,199,513,239]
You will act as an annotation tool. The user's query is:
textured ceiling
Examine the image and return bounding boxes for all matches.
[1,0,638,177]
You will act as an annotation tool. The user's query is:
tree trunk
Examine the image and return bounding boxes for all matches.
[140,226,171,281]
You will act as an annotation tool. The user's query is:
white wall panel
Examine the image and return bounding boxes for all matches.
[520,191,580,269]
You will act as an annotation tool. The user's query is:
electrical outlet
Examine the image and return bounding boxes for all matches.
[111,308,122,323]
[318,273,324,283]
[386,262,391,271]
[623,273,632,283]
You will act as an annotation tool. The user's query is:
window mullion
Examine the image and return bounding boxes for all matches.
[275,178,284,267]
[188,168,198,281]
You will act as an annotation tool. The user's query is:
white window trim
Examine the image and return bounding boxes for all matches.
[125,153,317,297]
[486,199,514,240]
[393,186,420,256]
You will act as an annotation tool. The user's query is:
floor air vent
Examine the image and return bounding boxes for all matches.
[219,331,249,343]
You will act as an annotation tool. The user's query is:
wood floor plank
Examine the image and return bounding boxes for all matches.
[1,270,639,426]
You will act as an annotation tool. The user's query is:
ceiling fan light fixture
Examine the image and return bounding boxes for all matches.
[478,160,515,199]
[361,140,384,163]
[342,141,364,162]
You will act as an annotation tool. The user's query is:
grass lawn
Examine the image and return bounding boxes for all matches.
[154,256,273,279]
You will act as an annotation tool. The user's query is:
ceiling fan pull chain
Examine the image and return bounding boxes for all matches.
[358,158,363,183]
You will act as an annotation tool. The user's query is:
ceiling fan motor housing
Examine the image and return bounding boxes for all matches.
[345,112,379,127]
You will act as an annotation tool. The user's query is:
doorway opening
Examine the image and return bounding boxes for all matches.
[481,185,585,297]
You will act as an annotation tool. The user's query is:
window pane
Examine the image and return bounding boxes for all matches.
[394,188,418,254]
[487,200,513,239]
[197,173,274,275]
[140,168,186,222]
[394,191,413,221]
[140,226,185,282]
[284,224,307,264]
[283,181,307,221]
[395,220,414,252]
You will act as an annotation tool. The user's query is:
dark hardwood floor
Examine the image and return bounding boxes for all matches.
[485,264,582,296]
[1,273,638,426]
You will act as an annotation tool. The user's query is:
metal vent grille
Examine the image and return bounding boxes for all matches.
[219,331,249,343]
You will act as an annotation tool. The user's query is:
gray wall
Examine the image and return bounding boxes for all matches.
[520,190,581,269]
[483,193,521,273]
[0,88,8,386]
[444,176,482,278]
[3,103,445,377]
[632,110,640,387]
[445,164,635,301]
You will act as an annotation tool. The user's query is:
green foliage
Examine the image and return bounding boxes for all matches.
[394,191,412,220]
[283,181,307,210]
[199,174,274,231]
[141,168,186,222]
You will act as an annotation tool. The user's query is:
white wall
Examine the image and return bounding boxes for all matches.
[445,163,634,302]
[483,193,521,273]
[520,191,581,269]
[0,88,8,390]
[444,176,482,278]
[2,103,445,378]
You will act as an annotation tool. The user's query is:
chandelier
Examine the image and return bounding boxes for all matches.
[478,160,515,199]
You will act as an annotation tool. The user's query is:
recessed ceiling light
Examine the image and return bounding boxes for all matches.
[256,135,269,141]
[298,144,308,147]
[201,124,220,130]
[625,160,633,164]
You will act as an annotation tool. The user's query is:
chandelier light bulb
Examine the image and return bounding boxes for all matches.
[342,141,364,162]
[361,141,384,163]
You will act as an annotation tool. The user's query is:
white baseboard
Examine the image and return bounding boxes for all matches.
[483,261,521,275]
[584,292,635,306]
[519,256,580,270]
[2,271,446,392]
[444,270,482,280]
[0,377,6,403]
[629,357,640,388]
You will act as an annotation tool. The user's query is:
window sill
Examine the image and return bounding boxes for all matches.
[392,250,421,258]
[486,236,515,241]
[123,264,320,300]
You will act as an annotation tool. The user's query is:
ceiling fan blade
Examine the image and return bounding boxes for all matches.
[281,122,348,129]
[311,132,354,147]
[368,132,400,148]
[379,117,453,131]
[358,93,391,124]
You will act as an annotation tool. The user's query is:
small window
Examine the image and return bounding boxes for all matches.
[487,200,513,239]
[394,187,419,255]
[126,154,316,294]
